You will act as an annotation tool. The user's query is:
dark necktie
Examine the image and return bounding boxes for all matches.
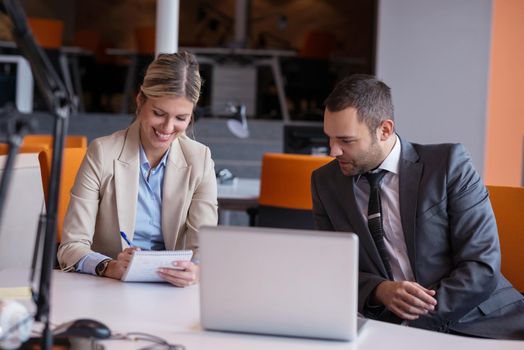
[364,170,393,280]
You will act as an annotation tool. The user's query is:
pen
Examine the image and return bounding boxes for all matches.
[120,231,134,247]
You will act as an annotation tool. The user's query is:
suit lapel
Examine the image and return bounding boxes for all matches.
[335,170,388,276]
[115,121,140,247]
[162,138,190,250]
[398,139,422,279]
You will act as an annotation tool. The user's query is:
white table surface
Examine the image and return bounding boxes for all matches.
[43,271,524,349]
[217,178,260,222]
[217,178,260,201]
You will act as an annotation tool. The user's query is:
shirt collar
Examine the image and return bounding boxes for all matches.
[378,134,401,175]
[356,134,401,182]
[139,144,170,170]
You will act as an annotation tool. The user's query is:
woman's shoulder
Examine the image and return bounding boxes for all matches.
[176,134,213,168]
[177,134,210,154]
[87,127,131,159]
[91,128,128,147]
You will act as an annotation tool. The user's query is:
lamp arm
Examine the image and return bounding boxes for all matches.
[3,1,77,350]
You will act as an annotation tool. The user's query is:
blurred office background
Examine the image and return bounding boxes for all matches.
[1,0,523,187]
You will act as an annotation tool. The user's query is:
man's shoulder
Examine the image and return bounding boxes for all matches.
[403,139,467,161]
[312,158,339,177]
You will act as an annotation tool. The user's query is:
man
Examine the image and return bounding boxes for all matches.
[311,74,524,339]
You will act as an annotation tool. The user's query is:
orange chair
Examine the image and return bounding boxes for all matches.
[0,143,49,155]
[299,30,336,60]
[23,134,88,148]
[27,17,64,49]
[38,148,87,242]
[256,153,333,229]
[135,26,156,55]
[486,185,524,292]
[73,29,102,54]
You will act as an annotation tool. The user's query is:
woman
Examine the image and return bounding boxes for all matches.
[57,52,218,287]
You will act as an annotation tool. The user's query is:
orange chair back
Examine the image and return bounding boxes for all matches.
[135,26,155,55]
[0,143,49,155]
[259,153,333,210]
[486,185,524,292]
[299,30,336,59]
[38,148,87,242]
[22,134,88,148]
[27,18,64,49]
[73,29,102,53]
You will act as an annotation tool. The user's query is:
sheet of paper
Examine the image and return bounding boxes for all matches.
[121,250,193,282]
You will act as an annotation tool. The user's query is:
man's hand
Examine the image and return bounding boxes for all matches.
[104,247,139,280]
[373,281,437,320]
[157,261,199,288]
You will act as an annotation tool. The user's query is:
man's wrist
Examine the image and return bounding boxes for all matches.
[371,280,389,305]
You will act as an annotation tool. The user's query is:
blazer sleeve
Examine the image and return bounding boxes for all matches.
[183,146,218,259]
[409,143,501,331]
[57,139,104,271]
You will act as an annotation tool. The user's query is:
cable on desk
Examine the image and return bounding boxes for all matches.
[110,331,185,350]
[0,312,34,342]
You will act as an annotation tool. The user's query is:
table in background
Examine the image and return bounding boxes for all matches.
[0,40,91,112]
[217,178,260,226]
[106,47,294,120]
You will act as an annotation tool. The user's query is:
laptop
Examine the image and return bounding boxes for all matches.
[199,225,360,341]
[0,154,44,270]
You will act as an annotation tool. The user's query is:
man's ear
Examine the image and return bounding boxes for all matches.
[377,119,395,141]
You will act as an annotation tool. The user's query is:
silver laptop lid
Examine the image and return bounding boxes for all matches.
[199,226,359,341]
[0,154,44,271]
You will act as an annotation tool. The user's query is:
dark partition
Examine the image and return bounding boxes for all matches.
[283,123,329,155]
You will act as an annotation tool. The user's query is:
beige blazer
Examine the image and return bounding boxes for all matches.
[57,121,218,270]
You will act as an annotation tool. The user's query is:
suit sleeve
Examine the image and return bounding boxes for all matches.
[184,146,218,260]
[57,139,104,271]
[409,144,500,331]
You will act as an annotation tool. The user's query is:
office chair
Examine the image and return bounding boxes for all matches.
[38,147,87,243]
[0,143,49,155]
[256,152,332,229]
[486,185,524,293]
[23,134,88,148]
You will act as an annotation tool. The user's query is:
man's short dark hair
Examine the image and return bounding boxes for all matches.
[324,74,394,133]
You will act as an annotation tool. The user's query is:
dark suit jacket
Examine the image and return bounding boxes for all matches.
[311,138,524,339]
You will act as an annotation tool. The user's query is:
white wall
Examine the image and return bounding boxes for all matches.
[376,0,492,173]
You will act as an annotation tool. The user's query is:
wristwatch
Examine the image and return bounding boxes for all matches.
[95,259,112,277]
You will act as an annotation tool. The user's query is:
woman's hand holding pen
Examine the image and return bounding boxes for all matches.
[104,247,140,280]
[157,260,199,288]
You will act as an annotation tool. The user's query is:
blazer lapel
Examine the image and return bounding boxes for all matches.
[162,138,191,250]
[398,139,423,279]
[335,170,388,276]
[115,121,140,246]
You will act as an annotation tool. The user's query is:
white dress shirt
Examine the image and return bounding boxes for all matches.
[354,135,415,281]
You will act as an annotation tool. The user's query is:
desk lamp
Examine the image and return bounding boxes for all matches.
[226,102,249,138]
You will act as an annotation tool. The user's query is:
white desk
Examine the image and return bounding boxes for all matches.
[217,178,260,225]
[217,178,260,211]
[39,271,524,349]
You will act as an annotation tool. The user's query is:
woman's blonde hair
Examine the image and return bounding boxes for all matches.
[138,51,201,106]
